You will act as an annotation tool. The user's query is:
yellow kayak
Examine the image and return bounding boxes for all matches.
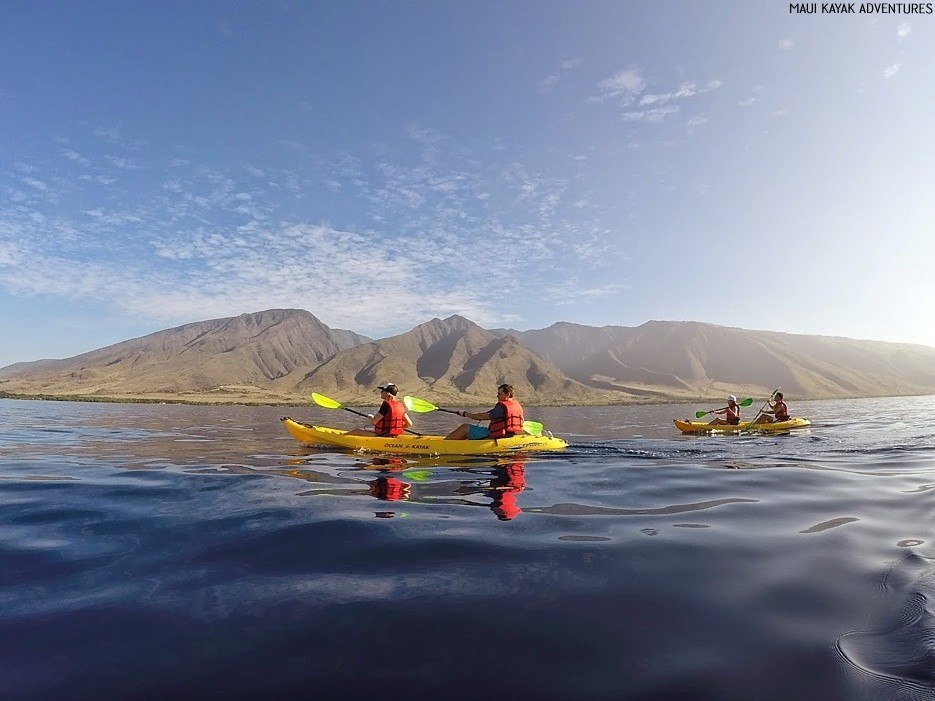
[281,418,569,455]
[674,417,811,434]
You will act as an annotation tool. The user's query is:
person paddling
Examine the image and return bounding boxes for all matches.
[444,383,528,440]
[753,391,790,424]
[708,395,742,426]
[347,383,414,437]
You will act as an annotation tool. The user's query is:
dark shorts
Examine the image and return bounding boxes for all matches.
[728,418,740,425]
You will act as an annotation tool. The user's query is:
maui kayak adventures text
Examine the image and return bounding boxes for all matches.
[790,2,933,12]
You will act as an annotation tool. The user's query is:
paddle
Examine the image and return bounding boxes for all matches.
[740,389,780,432]
[310,392,423,436]
[403,395,544,436]
[694,397,754,418]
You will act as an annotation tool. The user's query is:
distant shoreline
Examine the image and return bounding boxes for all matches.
[0,390,645,408]
[2,390,932,408]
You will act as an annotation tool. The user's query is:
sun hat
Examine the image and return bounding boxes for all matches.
[726,395,737,403]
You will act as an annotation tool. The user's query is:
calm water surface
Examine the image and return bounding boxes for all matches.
[2,396,935,699]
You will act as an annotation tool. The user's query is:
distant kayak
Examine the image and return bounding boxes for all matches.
[674,418,811,434]
[281,418,568,455]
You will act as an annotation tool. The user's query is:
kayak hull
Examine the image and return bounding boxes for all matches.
[674,417,811,434]
[281,418,568,455]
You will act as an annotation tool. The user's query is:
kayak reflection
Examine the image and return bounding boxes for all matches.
[280,452,533,521]
[361,457,529,521]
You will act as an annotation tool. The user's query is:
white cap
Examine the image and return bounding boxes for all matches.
[727,395,737,403]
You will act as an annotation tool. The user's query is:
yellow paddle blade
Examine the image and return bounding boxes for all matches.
[403,395,438,413]
[523,420,543,436]
[310,392,342,409]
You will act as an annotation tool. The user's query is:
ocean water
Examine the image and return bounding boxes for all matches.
[1,395,934,699]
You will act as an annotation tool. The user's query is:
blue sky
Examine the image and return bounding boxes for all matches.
[1,1,933,367]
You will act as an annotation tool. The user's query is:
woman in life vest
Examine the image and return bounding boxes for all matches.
[754,391,790,424]
[708,395,742,426]
[444,383,527,440]
[347,383,413,437]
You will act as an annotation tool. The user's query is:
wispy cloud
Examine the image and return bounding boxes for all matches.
[896,22,911,39]
[685,115,708,134]
[621,106,680,123]
[545,278,627,305]
[883,62,901,79]
[737,97,757,107]
[639,80,722,107]
[592,66,645,103]
[594,70,721,123]
[539,58,582,92]
[60,148,91,167]
[778,38,794,50]
[21,177,49,192]
[105,155,144,170]
[0,124,624,336]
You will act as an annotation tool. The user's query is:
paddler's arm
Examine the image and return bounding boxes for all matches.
[460,409,493,421]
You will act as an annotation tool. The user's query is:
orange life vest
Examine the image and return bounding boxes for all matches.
[374,399,406,437]
[488,398,524,439]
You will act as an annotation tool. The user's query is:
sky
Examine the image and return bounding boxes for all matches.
[1,1,933,367]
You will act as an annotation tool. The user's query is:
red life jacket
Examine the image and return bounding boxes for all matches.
[374,399,406,437]
[488,398,524,439]
[773,400,789,421]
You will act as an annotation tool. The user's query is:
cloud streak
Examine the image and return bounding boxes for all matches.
[539,58,582,92]
[593,66,645,103]
[0,125,625,337]
[594,70,722,123]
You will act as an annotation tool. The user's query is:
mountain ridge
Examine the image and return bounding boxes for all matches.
[2,309,934,405]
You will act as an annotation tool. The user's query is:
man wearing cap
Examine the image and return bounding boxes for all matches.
[708,395,742,426]
[346,383,413,437]
[444,383,527,440]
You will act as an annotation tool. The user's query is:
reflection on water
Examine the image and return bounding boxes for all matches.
[1,395,935,699]
[284,453,531,521]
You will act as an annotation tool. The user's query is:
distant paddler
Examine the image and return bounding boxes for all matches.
[708,395,742,426]
[752,391,791,424]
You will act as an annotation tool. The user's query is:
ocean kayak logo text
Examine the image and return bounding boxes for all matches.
[790,2,933,12]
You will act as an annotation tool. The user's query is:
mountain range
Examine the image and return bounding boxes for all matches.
[2,308,934,405]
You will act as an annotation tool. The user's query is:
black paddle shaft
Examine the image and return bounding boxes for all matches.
[342,406,423,436]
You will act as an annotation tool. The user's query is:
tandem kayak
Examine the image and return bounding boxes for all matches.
[281,418,569,455]
[674,417,811,434]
